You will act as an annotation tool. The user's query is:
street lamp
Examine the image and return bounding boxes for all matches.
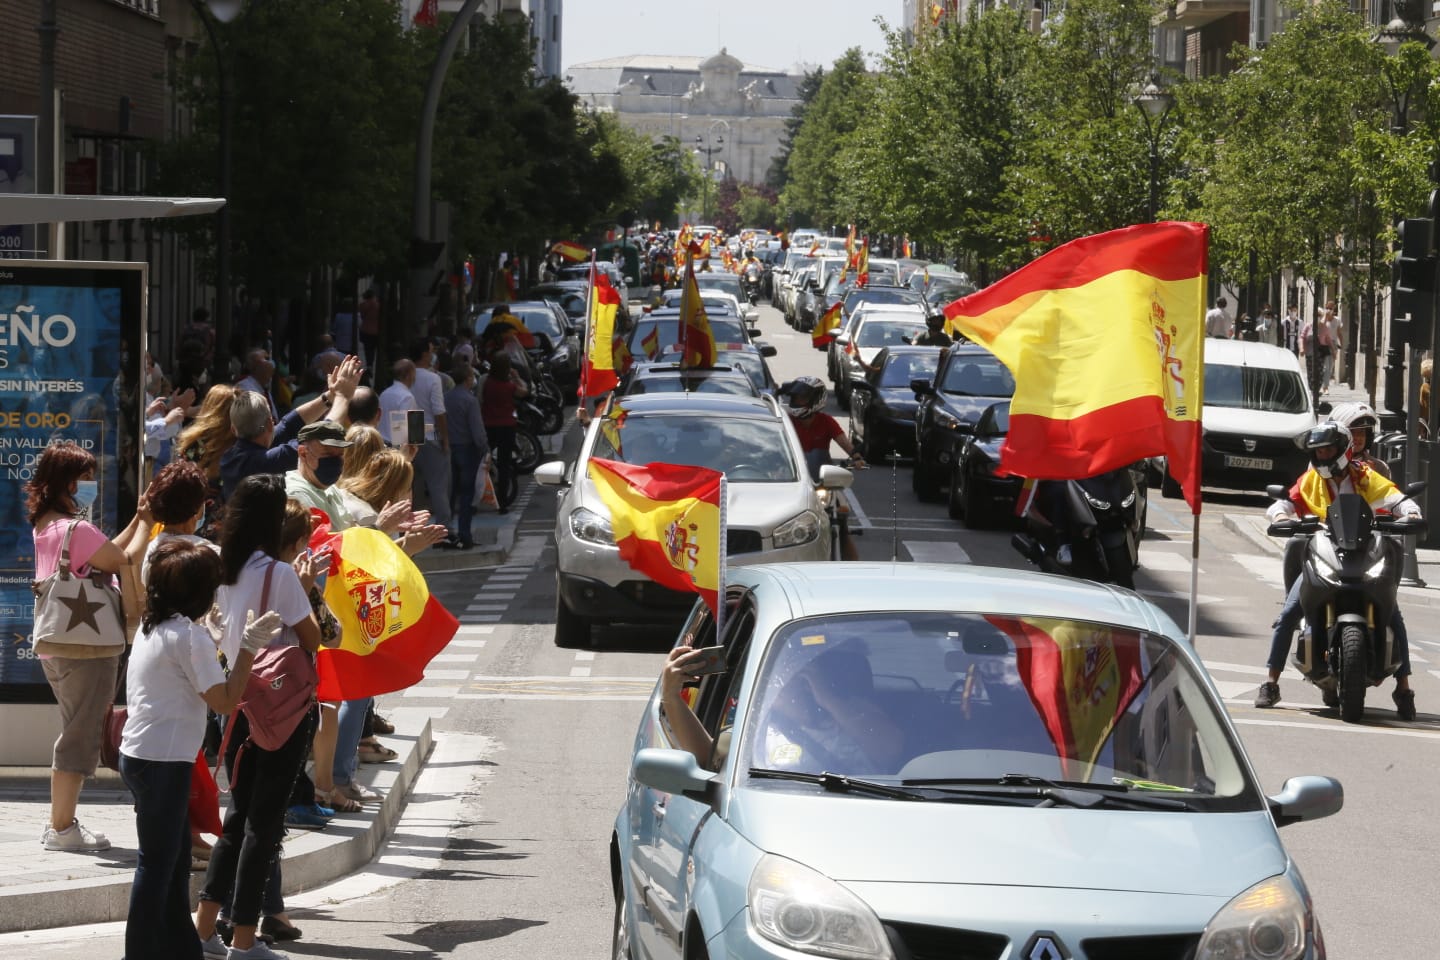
[1132,78,1174,223]
[694,133,723,222]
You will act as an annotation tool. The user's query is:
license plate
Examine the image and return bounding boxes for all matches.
[1225,455,1273,471]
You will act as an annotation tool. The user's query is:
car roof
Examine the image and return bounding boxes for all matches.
[1204,338,1306,373]
[611,393,780,418]
[857,306,926,321]
[879,345,945,357]
[732,562,1181,638]
[630,362,747,378]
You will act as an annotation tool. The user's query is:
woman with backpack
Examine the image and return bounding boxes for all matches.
[194,474,325,960]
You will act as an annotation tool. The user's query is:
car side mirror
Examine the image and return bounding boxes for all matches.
[849,377,872,392]
[818,464,853,490]
[633,747,717,802]
[1406,480,1427,497]
[910,378,934,396]
[1267,775,1343,827]
[1265,483,1288,500]
[535,461,568,487]
[760,344,778,358]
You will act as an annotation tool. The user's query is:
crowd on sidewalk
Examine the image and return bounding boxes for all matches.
[1205,295,1355,397]
[24,310,547,960]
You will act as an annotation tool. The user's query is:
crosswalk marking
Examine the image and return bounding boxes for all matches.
[465,603,509,612]
[903,540,970,564]
[432,653,479,663]
[455,625,495,635]
[423,668,473,680]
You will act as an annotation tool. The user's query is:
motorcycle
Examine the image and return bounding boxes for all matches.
[1265,483,1425,722]
[1011,469,1142,589]
[741,267,762,306]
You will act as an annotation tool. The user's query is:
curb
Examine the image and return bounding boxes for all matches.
[0,715,433,933]
[1221,513,1280,556]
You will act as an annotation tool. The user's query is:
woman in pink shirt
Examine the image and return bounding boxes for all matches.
[28,442,152,852]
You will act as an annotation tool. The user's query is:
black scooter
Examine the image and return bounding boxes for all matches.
[1266,483,1425,722]
[1012,469,1142,589]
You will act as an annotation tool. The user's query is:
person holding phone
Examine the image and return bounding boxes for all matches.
[659,644,728,770]
[379,360,419,447]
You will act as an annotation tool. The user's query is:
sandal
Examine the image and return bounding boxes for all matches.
[358,739,399,763]
[318,789,362,814]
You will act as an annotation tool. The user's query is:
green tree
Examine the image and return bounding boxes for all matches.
[766,66,825,193]
[779,49,875,229]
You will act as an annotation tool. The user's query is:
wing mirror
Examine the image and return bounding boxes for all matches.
[910,378,935,396]
[534,461,568,487]
[759,344,778,358]
[633,747,717,802]
[1268,775,1343,827]
[818,464,854,490]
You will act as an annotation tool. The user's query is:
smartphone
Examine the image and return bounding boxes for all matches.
[406,410,426,445]
[682,645,728,677]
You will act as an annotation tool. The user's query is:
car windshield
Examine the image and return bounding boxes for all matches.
[880,352,940,388]
[740,612,1257,809]
[627,374,757,397]
[502,306,565,342]
[696,274,742,298]
[630,317,749,358]
[1204,363,1309,414]
[591,413,796,481]
[941,354,1016,397]
[857,318,927,348]
[846,289,922,313]
[926,279,975,304]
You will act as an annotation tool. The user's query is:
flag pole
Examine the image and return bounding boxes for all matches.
[716,474,728,637]
[1187,508,1199,646]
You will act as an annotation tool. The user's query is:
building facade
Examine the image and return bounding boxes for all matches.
[565,50,803,187]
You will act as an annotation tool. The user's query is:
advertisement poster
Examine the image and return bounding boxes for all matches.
[0,261,143,701]
[0,116,38,260]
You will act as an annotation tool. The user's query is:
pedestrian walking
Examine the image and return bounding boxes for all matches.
[1205,297,1233,339]
[445,361,489,549]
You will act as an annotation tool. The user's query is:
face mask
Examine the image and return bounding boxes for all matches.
[313,455,344,488]
[73,480,99,514]
[195,503,206,530]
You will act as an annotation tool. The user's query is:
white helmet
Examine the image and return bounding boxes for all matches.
[1330,401,1378,453]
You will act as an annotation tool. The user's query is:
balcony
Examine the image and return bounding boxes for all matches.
[1171,0,1248,27]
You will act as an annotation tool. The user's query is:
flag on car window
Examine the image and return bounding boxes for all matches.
[942,221,1207,514]
[587,458,726,618]
[550,240,588,263]
[813,302,843,348]
[679,260,718,368]
[308,521,459,701]
[641,326,661,360]
[580,259,622,398]
[856,240,869,287]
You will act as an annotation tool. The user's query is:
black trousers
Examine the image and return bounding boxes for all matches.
[486,424,517,509]
[200,707,316,926]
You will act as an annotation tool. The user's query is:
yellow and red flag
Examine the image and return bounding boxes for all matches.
[845,224,857,258]
[679,260,717,368]
[806,240,820,257]
[309,521,458,701]
[550,240,589,263]
[778,230,789,250]
[580,260,622,398]
[812,302,843,348]
[856,240,870,287]
[902,236,913,258]
[640,326,661,359]
[587,458,726,618]
[942,222,1207,513]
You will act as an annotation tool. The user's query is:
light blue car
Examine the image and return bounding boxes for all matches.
[611,563,1340,960]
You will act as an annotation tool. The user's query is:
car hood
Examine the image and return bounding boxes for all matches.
[1203,404,1314,439]
[875,387,920,416]
[727,790,1284,897]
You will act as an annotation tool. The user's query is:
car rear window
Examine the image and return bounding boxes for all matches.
[1204,363,1308,414]
[941,354,1015,397]
[858,318,927,348]
[880,352,941,388]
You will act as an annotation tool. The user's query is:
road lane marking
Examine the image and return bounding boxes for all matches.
[465,604,509,612]
[1233,718,1440,740]
[432,654,479,663]
[461,614,502,622]
[423,668,473,680]
[456,625,495,634]
[570,667,592,677]
[405,685,459,697]
[574,650,596,661]
[903,541,970,564]
[1203,660,1272,677]
[450,641,488,650]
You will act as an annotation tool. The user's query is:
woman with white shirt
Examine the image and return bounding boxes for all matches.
[119,538,280,960]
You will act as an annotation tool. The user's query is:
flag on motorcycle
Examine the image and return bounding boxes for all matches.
[587,458,726,619]
[550,240,589,263]
[679,260,718,368]
[580,260,622,398]
[984,615,1147,781]
[942,221,1208,514]
[813,302,843,348]
[308,521,459,701]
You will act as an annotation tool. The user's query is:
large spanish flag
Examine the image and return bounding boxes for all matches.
[587,458,726,617]
[679,260,717,368]
[580,261,622,398]
[942,222,1207,513]
[855,241,870,287]
[813,302,843,348]
[551,240,589,263]
[309,522,459,701]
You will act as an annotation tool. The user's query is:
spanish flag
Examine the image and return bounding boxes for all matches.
[551,240,589,263]
[309,523,459,701]
[641,326,661,360]
[845,223,857,258]
[856,241,870,287]
[778,230,789,250]
[806,240,820,257]
[587,458,726,617]
[813,302,843,348]
[942,222,1207,513]
[679,260,717,368]
[580,261,622,398]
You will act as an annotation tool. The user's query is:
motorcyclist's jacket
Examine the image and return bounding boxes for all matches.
[1268,461,1420,521]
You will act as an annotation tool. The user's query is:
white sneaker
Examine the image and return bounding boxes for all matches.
[335,780,382,803]
[1056,544,1073,567]
[227,942,290,960]
[41,819,110,852]
[201,932,228,960]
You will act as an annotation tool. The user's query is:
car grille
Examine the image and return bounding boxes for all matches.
[1081,933,1200,959]
[614,580,698,611]
[727,528,764,555]
[882,921,1008,960]
[1204,432,1297,459]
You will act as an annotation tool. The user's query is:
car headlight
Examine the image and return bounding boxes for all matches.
[773,511,821,548]
[1195,874,1310,960]
[568,507,615,546]
[748,854,893,960]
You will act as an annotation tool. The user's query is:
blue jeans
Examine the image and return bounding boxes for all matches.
[333,696,373,787]
[450,442,482,545]
[1266,578,1411,678]
[120,753,201,960]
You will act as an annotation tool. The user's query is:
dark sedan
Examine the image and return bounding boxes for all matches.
[947,399,1025,527]
[911,345,1017,501]
[846,346,943,460]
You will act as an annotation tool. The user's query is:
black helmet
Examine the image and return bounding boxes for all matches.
[782,376,827,419]
[925,312,946,328]
[1299,420,1352,479]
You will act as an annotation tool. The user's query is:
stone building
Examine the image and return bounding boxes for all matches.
[565,49,803,186]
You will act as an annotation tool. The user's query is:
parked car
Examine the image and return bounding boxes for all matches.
[846,345,943,459]
[476,299,580,391]
[617,362,760,399]
[525,281,590,326]
[535,394,850,646]
[831,307,929,409]
[613,561,1340,960]
[911,345,1017,500]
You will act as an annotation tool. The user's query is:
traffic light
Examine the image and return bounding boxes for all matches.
[1391,216,1435,349]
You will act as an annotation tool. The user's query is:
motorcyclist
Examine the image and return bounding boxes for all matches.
[909,313,953,348]
[1330,400,1391,479]
[779,376,864,561]
[1254,420,1419,719]
[1027,467,1132,569]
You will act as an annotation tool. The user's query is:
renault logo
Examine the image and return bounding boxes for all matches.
[1022,932,1071,960]
[1243,438,1257,451]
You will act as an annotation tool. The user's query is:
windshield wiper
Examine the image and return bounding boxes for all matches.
[748,768,925,800]
[902,773,1194,810]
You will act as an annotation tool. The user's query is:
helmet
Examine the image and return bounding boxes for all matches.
[1331,401,1378,452]
[1300,420,1352,479]
[782,376,827,419]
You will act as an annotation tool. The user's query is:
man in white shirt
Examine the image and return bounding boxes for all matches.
[1204,297,1232,339]
[379,359,418,446]
[408,338,453,538]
